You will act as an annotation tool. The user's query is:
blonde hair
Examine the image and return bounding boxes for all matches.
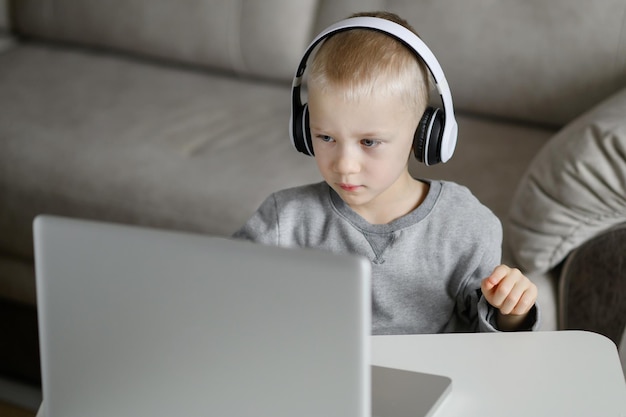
[308,11,430,113]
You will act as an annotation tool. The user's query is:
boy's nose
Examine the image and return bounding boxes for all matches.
[333,147,360,175]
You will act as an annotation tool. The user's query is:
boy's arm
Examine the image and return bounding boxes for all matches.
[481,265,538,331]
[231,194,280,245]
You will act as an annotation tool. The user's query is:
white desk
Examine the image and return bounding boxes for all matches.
[36,331,626,417]
[372,331,626,417]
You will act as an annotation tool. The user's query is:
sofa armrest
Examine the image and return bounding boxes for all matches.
[558,223,626,340]
[506,86,626,274]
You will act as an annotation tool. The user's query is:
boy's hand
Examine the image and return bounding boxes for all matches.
[481,265,538,331]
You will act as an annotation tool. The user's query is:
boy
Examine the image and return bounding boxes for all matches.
[234,11,539,334]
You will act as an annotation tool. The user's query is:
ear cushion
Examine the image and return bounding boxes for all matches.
[293,104,314,156]
[414,106,444,165]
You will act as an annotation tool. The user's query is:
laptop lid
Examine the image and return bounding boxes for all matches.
[34,215,371,417]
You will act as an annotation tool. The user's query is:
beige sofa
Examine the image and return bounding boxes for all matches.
[1,0,625,389]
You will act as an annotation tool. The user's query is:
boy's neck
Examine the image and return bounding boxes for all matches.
[351,178,429,225]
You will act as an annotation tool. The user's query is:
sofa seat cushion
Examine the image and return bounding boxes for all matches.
[0,42,322,260]
[507,87,626,274]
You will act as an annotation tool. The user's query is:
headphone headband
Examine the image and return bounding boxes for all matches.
[290,16,458,164]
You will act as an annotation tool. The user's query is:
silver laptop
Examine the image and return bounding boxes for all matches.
[34,215,451,417]
[372,366,451,417]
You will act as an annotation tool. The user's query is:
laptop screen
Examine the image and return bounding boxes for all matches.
[34,215,372,417]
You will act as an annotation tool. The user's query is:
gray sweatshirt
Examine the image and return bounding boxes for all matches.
[233,180,539,334]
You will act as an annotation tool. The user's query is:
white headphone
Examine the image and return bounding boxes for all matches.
[289,16,458,166]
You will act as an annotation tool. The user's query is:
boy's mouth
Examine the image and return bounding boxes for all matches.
[338,183,361,192]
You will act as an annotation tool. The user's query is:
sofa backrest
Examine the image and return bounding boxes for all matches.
[11,0,626,127]
[11,0,318,82]
[317,0,626,127]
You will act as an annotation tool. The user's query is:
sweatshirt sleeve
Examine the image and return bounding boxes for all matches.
[231,194,280,246]
[477,297,541,332]
[453,209,540,333]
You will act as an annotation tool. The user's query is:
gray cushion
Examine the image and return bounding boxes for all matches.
[0,44,322,260]
[383,0,626,126]
[507,87,626,274]
[12,0,318,82]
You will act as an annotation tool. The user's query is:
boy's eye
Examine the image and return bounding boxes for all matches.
[361,139,380,148]
[317,135,334,143]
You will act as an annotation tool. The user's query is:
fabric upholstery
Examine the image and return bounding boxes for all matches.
[0,44,322,262]
[12,0,318,82]
[314,0,383,31]
[0,41,555,259]
[409,116,553,222]
[0,0,623,336]
[0,43,553,307]
[558,224,626,348]
[0,0,8,31]
[507,87,626,274]
[13,0,626,124]
[382,0,626,127]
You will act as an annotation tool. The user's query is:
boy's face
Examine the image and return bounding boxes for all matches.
[308,86,421,222]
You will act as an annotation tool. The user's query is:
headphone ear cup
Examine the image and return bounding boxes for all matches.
[303,105,314,156]
[414,106,444,165]
[293,104,314,156]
